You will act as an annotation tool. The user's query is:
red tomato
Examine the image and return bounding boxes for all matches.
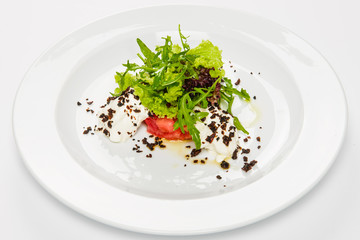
[144,116,192,140]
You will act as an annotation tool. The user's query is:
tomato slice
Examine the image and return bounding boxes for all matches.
[144,116,192,140]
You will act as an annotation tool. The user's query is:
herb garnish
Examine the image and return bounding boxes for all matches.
[113,25,250,149]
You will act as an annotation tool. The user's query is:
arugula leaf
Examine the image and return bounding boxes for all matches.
[233,88,250,101]
[233,117,249,135]
[178,25,190,51]
[136,38,160,67]
[174,79,220,149]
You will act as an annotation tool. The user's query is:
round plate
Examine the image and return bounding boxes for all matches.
[13,5,347,235]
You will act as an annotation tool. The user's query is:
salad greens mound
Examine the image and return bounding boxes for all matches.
[112,25,250,149]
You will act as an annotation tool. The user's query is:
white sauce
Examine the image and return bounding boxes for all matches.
[194,105,240,162]
[96,88,148,142]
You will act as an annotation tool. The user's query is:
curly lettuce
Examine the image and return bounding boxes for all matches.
[187,40,225,79]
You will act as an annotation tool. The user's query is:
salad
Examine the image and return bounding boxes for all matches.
[94,26,257,170]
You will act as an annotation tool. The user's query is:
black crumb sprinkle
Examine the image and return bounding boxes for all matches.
[190,149,201,157]
[83,126,91,134]
[241,148,250,154]
[258,145,262,149]
[235,78,241,85]
[216,175,222,180]
[253,96,257,100]
[220,161,230,169]
[77,101,82,106]
[242,160,258,172]
[256,137,261,142]
[232,146,241,160]
[146,154,152,158]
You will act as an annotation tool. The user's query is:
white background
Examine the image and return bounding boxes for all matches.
[1,0,359,239]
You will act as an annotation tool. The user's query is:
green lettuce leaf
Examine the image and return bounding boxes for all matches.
[187,40,225,78]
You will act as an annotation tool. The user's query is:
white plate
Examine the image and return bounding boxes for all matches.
[13,5,347,235]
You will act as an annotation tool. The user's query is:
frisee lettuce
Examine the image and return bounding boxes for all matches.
[113,25,250,149]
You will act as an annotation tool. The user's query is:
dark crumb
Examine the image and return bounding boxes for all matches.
[193,160,198,164]
[250,72,253,75]
[185,154,190,158]
[91,132,94,135]
[86,98,88,101]
[259,126,263,129]
[136,150,143,153]
[234,69,236,72]
[141,136,166,151]
[103,129,110,137]
[253,96,257,100]
[87,101,93,105]
[232,146,241,160]
[258,72,261,75]
[200,160,205,164]
[230,65,233,68]
[235,78,241,85]
[220,161,230,169]
[185,145,191,149]
[242,160,258,172]
[146,154,152,158]
[256,137,261,142]
[83,126,92,134]
[77,101,82,106]
[243,156,248,162]
[184,164,187,167]
[149,135,154,138]
[216,175,222,180]
[224,185,227,187]
[205,133,216,143]
[241,148,250,154]
[190,149,202,157]
[257,145,262,149]
[243,138,248,142]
